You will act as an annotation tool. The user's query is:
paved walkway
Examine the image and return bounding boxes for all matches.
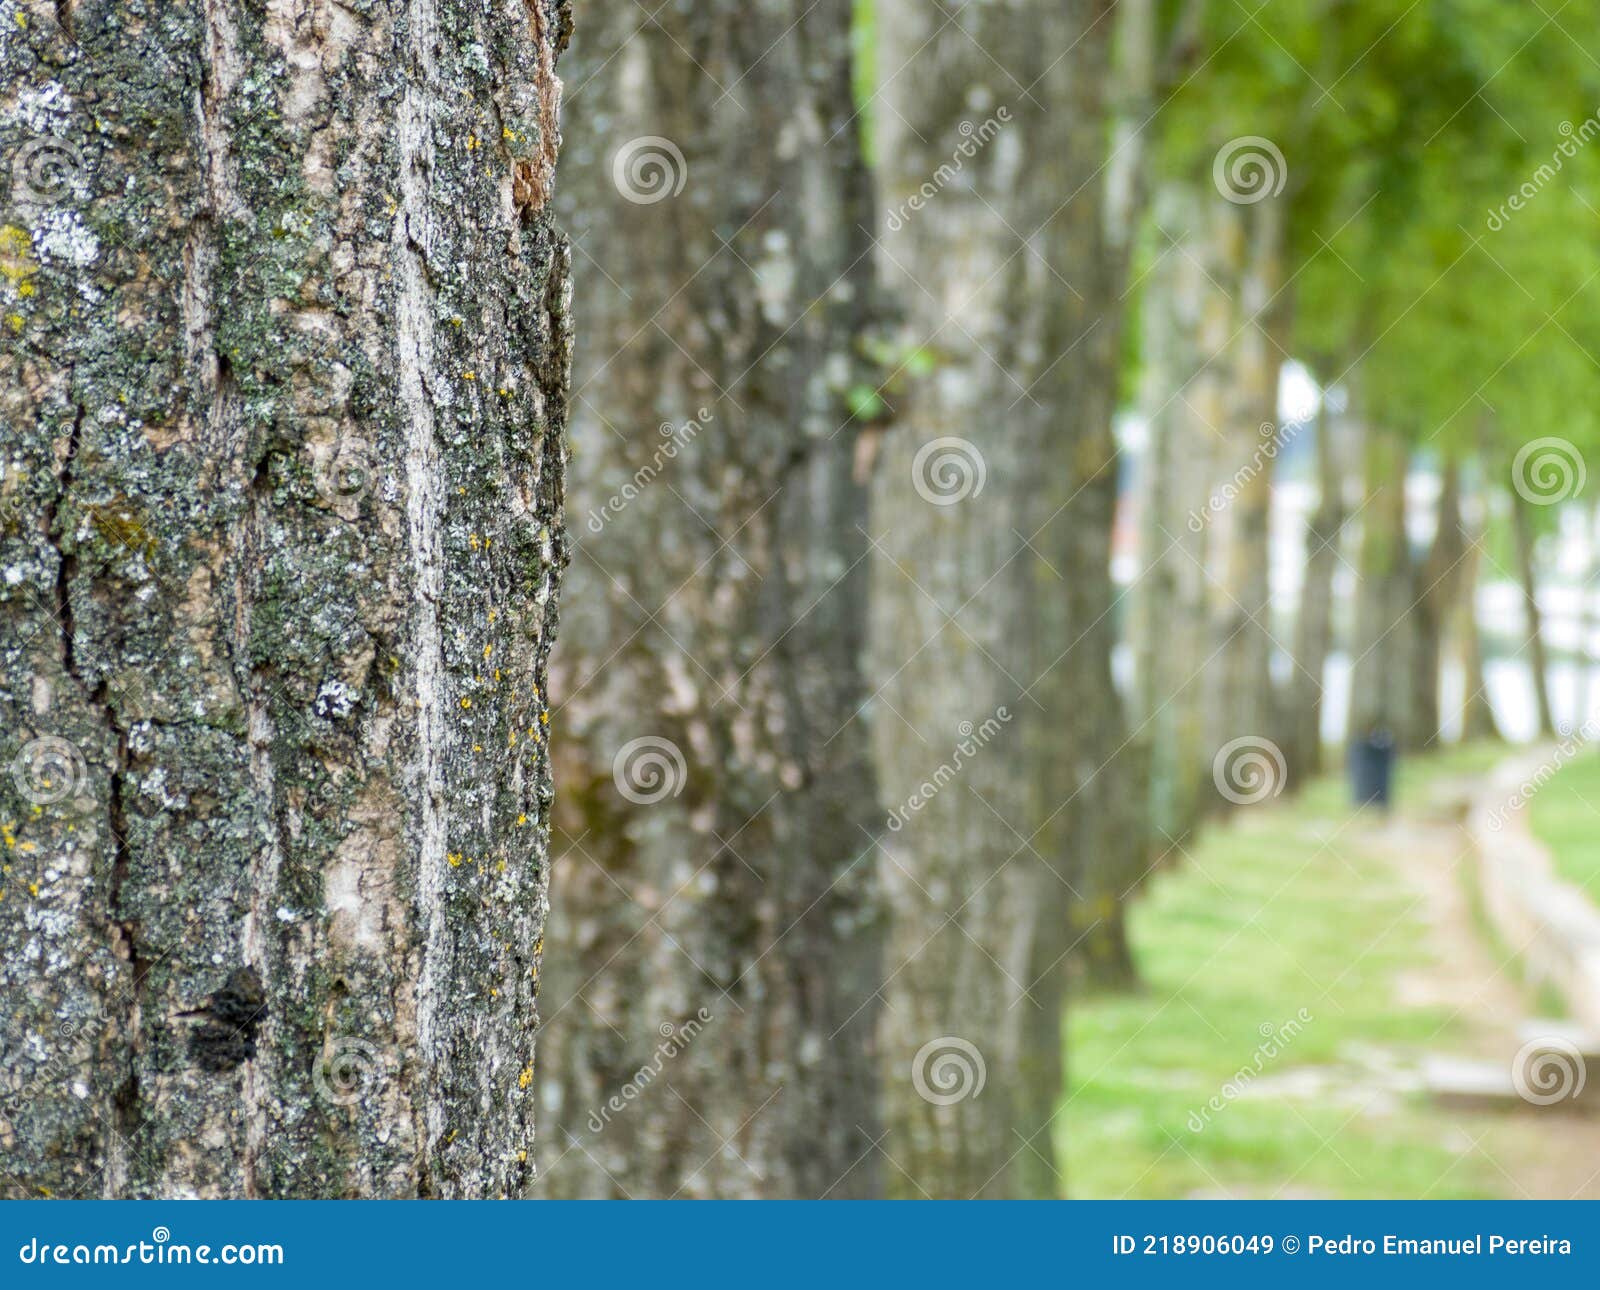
[1358,781,1600,1198]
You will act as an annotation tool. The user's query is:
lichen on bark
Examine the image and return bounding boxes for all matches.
[0,0,572,1198]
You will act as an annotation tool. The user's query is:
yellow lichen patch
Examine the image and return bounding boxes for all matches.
[447,852,464,868]
[0,226,39,294]
[460,697,471,709]
[515,814,527,827]
[518,1065,533,1090]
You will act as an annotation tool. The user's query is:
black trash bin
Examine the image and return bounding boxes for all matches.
[1349,729,1396,808]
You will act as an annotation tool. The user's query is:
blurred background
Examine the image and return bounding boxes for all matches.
[533,0,1600,1198]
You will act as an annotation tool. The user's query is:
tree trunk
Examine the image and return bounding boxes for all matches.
[1285,399,1345,785]
[533,0,885,1199]
[0,0,573,1197]
[870,0,1132,1199]
[1456,496,1502,742]
[1412,459,1466,746]
[1208,200,1288,762]
[1347,424,1416,747]
[1511,484,1558,737]
[1133,184,1231,849]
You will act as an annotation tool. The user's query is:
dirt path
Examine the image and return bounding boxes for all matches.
[1368,782,1600,1199]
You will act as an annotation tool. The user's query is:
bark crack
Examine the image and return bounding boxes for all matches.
[45,397,145,1189]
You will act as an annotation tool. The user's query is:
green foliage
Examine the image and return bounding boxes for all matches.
[1149,0,1600,463]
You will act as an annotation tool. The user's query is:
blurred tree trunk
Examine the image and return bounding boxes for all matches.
[1456,495,1502,742]
[1208,201,1288,760]
[0,0,572,1197]
[1348,425,1417,746]
[534,0,885,1198]
[1511,485,1558,737]
[1412,460,1466,745]
[869,0,1135,1200]
[1133,187,1231,849]
[1285,400,1345,785]
[1577,502,1600,730]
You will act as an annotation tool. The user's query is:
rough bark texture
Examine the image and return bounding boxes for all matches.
[1,0,572,1197]
[869,0,1134,1198]
[533,0,884,1199]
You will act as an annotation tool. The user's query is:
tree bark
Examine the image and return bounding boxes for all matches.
[1456,497,1502,743]
[1,0,573,1197]
[869,0,1133,1199]
[1412,459,1466,746]
[1347,424,1417,747]
[533,0,885,1199]
[1206,198,1287,769]
[1285,399,1345,785]
[1511,484,1558,738]
[1133,184,1230,849]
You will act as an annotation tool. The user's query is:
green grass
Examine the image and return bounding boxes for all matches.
[1527,747,1600,897]
[1061,744,1513,1199]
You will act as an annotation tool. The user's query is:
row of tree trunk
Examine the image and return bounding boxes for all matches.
[2,0,1548,1201]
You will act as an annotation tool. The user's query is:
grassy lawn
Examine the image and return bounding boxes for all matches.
[1527,747,1600,897]
[1061,743,1513,1199]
